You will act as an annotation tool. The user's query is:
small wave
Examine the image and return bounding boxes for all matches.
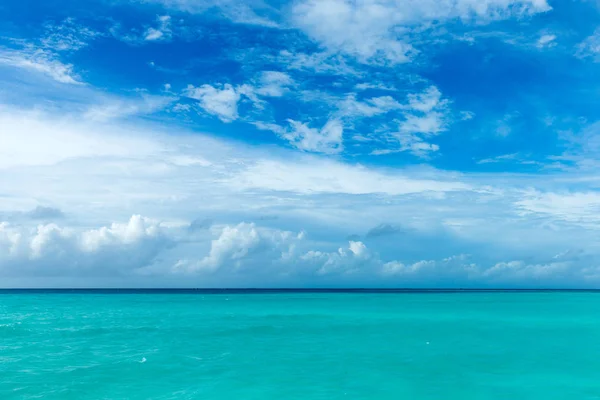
[139,357,147,363]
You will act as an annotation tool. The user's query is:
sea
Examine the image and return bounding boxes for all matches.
[1,289,600,399]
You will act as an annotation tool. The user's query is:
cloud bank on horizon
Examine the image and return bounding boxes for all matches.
[2,0,600,287]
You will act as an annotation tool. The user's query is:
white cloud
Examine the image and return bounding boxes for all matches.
[406,86,446,113]
[282,119,344,154]
[399,112,447,135]
[41,18,100,52]
[0,109,163,169]
[291,0,551,64]
[0,215,172,276]
[140,0,280,27]
[302,240,374,275]
[275,50,360,76]
[0,47,82,84]
[390,132,440,157]
[83,93,176,121]
[397,86,450,150]
[292,0,414,65]
[3,208,598,287]
[576,28,600,61]
[254,71,295,97]
[6,98,600,286]
[229,158,470,195]
[355,82,397,91]
[516,190,600,227]
[182,72,294,121]
[144,15,172,41]
[337,94,403,118]
[483,260,570,281]
[0,19,100,85]
[183,83,241,122]
[369,86,449,157]
[173,222,302,273]
[144,28,164,41]
[381,259,436,276]
[477,153,519,164]
[536,34,556,48]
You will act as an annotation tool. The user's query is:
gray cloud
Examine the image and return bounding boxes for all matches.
[188,217,213,232]
[27,206,65,220]
[366,223,401,239]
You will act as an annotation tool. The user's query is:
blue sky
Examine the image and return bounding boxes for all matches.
[2,0,600,287]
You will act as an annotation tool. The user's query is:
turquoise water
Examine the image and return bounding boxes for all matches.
[2,291,600,399]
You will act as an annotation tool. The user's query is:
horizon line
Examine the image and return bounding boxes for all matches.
[1,288,600,292]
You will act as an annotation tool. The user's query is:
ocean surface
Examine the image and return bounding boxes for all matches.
[2,290,600,399]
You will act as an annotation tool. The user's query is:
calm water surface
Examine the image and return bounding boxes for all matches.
[1,291,600,399]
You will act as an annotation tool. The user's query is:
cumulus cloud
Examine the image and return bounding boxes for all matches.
[0,209,599,287]
[173,222,303,273]
[254,71,295,97]
[302,241,374,275]
[183,83,241,122]
[182,71,294,121]
[0,215,173,276]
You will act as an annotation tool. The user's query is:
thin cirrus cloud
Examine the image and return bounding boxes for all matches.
[0,47,82,85]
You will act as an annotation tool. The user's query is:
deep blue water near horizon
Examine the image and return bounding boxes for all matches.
[2,290,600,399]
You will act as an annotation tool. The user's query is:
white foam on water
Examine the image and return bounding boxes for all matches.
[139,357,147,363]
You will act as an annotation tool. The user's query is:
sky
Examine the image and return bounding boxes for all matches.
[2,0,600,288]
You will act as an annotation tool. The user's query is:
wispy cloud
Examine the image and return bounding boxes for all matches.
[576,28,600,61]
[0,46,82,84]
[139,0,281,28]
[536,33,556,49]
[41,18,100,52]
[369,86,451,157]
[281,119,344,154]
[275,50,361,76]
[291,0,551,64]
[144,15,172,41]
[0,18,100,85]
